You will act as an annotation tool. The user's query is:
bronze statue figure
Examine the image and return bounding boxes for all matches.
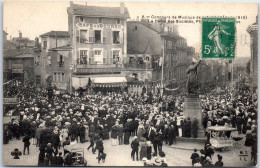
[186,59,201,94]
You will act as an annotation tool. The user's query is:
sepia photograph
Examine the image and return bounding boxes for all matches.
[2,1,258,167]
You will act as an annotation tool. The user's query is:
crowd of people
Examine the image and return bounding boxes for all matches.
[3,78,257,166]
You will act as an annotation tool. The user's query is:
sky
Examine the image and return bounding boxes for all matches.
[3,1,258,57]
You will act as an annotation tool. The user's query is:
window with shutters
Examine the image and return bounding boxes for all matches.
[53,72,65,82]
[43,41,47,48]
[112,50,120,64]
[103,51,107,64]
[113,31,120,44]
[80,30,88,43]
[98,18,103,23]
[94,30,101,43]
[94,50,102,64]
[78,50,88,65]
[57,55,64,67]
[89,51,94,64]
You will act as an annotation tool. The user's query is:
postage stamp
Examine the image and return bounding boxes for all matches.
[202,18,236,59]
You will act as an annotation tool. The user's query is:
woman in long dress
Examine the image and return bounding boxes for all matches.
[207,20,231,56]
[139,138,147,161]
[137,123,145,140]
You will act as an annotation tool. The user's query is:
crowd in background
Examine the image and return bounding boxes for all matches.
[3,79,257,166]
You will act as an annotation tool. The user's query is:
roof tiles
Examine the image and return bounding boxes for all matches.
[69,4,130,19]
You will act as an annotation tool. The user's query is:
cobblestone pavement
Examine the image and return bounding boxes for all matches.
[3,136,254,167]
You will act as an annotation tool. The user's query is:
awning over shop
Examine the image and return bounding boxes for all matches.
[91,76,127,87]
[72,77,90,90]
[91,77,126,84]
[72,76,127,89]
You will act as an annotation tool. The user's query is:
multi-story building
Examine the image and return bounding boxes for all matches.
[11,31,35,49]
[125,19,180,94]
[175,37,188,90]
[36,31,71,90]
[3,31,36,84]
[247,16,258,89]
[67,2,130,92]
[3,48,35,84]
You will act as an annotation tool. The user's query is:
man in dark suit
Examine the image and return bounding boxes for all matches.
[131,136,139,161]
[118,124,124,145]
[186,117,192,138]
[192,116,199,138]
[95,137,104,156]
[23,133,31,155]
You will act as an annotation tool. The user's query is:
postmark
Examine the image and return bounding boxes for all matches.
[202,18,236,59]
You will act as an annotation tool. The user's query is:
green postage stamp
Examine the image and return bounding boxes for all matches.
[202,18,236,59]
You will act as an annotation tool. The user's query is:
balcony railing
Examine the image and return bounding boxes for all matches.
[76,64,121,69]
[123,63,152,69]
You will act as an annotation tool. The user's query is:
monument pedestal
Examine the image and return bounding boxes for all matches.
[183,94,204,138]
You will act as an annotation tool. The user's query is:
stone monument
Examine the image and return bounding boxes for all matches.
[184,59,204,138]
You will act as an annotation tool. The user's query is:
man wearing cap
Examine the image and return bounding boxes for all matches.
[131,136,139,161]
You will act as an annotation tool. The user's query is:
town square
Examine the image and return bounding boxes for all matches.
[2,1,258,167]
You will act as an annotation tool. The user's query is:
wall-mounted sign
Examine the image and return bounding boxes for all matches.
[76,23,124,30]
[3,98,19,104]
[56,83,67,90]
[76,67,121,74]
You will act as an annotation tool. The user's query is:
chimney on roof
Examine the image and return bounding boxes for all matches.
[120,2,125,15]
[19,31,22,38]
[35,37,39,48]
[70,1,74,10]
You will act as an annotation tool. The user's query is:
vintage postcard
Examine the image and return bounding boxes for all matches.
[2,1,258,167]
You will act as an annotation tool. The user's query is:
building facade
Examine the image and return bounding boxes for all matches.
[67,2,130,91]
[3,49,35,84]
[36,31,71,90]
[175,37,188,90]
[247,16,258,89]
[125,19,190,94]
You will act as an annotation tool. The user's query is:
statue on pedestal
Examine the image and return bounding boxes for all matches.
[186,59,201,94]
